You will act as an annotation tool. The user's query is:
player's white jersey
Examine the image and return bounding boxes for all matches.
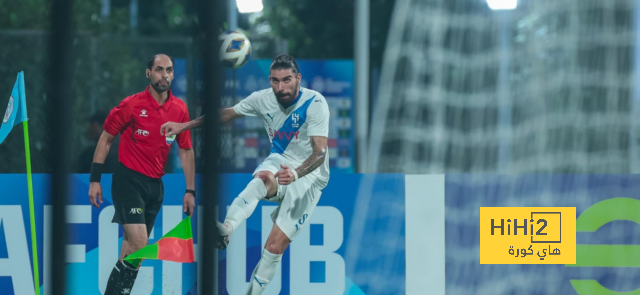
[234,86,330,188]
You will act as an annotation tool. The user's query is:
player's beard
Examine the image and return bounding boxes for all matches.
[151,79,171,93]
[275,82,299,106]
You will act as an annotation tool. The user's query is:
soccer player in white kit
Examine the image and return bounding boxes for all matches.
[160,54,330,294]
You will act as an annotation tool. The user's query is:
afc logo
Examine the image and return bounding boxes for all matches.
[292,113,300,128]
[129,208,143,214]
[135,129,149,137]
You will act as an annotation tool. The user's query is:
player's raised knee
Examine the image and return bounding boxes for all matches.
[254,171,277,197]
[254,171,274,184]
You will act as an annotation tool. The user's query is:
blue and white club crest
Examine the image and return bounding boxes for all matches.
[3,96,14,124]
[166,134,176,145]
[292,113,299,128]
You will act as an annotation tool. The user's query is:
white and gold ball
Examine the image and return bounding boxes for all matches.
[219,31,252,69]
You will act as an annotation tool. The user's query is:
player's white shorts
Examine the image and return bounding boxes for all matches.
[253,153,322,241]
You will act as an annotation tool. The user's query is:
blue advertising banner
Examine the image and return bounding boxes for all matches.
[3,174,638,294]
[0,173,404,295]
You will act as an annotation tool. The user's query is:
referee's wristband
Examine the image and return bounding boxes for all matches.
[185,189,196,198]
[90,162,104,183]
[291,169,299,181]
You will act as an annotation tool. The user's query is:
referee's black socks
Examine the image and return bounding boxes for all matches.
[104,260,139,295]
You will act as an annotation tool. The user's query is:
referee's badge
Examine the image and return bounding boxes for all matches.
[166,134,176,145]
[3,96,13,124]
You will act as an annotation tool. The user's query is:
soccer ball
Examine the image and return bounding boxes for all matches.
[219,31,252,69]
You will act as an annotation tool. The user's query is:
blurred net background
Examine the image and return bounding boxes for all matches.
[361,0,640,293]
[353,0,640,294]
[370,0,637,174]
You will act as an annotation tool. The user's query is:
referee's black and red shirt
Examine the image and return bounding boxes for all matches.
[104,86,192,178]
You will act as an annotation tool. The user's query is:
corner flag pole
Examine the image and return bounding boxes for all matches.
[21,73,40,295]
[24,122,39,295]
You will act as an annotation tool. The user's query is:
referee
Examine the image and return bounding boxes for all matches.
[87,54,196,294]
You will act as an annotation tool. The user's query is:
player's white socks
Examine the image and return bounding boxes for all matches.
[224,178,267,235]
[247,249,282,295]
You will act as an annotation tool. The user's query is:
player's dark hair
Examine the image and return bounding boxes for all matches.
[270,54,299,74]
[147,54,175,70]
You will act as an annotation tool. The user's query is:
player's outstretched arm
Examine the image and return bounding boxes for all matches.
[161,116,204,136]
[220,107,244,123]
[161,108,244,136]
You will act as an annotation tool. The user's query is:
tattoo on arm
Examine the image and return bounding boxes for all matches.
[295,137,327,178]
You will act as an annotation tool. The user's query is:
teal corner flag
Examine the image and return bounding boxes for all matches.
[0,71,28,144]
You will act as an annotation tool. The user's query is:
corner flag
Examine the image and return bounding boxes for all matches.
[0,71,28,144]
[1,71,40,295]
[124,217,195,268]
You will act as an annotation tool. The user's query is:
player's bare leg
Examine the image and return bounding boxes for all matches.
[217,171,277,248]
[246,223,290,295]
[104,224,148,295]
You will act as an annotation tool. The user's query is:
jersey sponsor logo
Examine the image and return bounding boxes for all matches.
[269,129,300,140]
[266,113,275,122]
[292,113,300,128]
[3,96,13,124]
[166,134,176,145]
[140,109,148,117]
[135,129,149,136]
[129,208,143,214]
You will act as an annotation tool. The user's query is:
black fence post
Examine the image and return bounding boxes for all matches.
[196,0,224,293]
[47,0,74,294]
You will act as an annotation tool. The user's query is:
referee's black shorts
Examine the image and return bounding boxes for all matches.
[111,163,164,236]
